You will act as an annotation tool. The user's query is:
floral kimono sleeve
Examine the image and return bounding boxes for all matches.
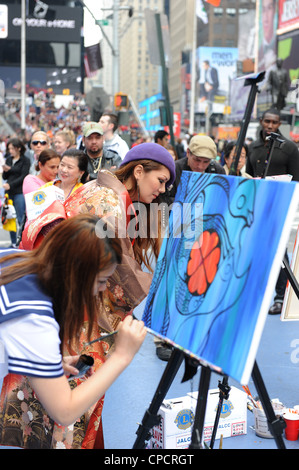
[65,180,152,328]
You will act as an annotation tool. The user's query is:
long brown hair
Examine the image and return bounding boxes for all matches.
[114,160,164,271]
[0,214,122,350]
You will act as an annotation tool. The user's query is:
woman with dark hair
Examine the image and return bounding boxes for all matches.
[22,148,61,195]
[0,214,146,430]
[2,137,31,247]
[223,140,251,178]
[41,148,89,200]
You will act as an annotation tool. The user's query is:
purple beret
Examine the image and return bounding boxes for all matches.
[120,142,175,188]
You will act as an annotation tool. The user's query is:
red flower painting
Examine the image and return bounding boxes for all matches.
[187,230,221,296]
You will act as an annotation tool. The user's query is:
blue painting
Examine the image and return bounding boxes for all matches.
[142,172,299,384]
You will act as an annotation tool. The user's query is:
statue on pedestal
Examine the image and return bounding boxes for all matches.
[267,58,289,111]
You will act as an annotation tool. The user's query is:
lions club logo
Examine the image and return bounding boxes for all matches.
[218,400,234,418]
[32,191,47,205]
[174,409,194,430]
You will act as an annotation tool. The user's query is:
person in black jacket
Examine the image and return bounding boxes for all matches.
[246,108,299,180]
[2,137,30,247]
[246,108,299,315]
[82,121,122,181]
[161,134,225,206]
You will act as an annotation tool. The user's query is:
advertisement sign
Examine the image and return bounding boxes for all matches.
[277,29,299,109]
[196,47,238,114]
[0,4,8,39]
[5,4,81,42]
[229,77,252,120]
[138,93,164,132]
[238,9,256,62]
[278,0,299,31]
[0,4,82,94]
[257,0,278,73]
[256,0,279,114]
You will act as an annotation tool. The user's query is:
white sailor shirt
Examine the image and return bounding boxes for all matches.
[0,250,64,380]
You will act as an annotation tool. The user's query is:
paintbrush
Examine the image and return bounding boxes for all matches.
[82,313,143,351]
[242,385,262,410]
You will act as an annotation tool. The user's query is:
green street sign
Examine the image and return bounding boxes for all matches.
[96,19,109,26]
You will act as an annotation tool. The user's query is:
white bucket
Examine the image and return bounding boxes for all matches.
[253,407,273,439]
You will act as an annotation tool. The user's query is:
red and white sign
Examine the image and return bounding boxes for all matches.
[164,112,181,138]
[278,0,299,31]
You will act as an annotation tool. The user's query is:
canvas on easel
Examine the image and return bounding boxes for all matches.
[142,172,299,385]
[281,225,299,321]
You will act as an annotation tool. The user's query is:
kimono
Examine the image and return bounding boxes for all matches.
[0,170,152,449]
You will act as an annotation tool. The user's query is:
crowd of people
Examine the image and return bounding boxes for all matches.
[0,97,298,449]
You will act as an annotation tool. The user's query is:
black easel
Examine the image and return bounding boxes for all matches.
[229,71,265,176]
[132,72,290,450]
[189,361,286,449]
[133,348,185,449]
[252,362,286,449]
[133,352,287,449]
[209,375,230,449]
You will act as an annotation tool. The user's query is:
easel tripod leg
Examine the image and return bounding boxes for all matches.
[189,365,212,449]
[132,348,185,449]
[252,361,286,449]
[283,255,299,298]
[210,375,230,449]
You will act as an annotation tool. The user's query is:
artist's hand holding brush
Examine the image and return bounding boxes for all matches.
[113,315,147,363]
[30,316,147,426]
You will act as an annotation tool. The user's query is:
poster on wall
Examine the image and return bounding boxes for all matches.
[229,77,252,120]
[196,46,238,114]
[0,4,8,39]
[257,0,278,72]
[277,29,299,110]
[278,0,299,31]
[256,0,279,115]
[142,172,299,385]
[238,9,256,63]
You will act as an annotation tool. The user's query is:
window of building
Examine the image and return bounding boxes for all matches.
[213,8,223,16]
[226,8,236,17]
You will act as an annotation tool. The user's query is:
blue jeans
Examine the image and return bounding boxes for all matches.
[10,193,26,245]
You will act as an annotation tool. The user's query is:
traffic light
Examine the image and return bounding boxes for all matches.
[114,93,129,110]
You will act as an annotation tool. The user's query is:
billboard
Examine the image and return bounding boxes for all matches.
[278,0,299,31]
[0,4,8,39]
[4,4,81,43]
[255,0,279,115]
[0,3,83,94]
[278,29,299,110]
[138,93,164,132]
[196,47,238,114]
[257,0,278,73]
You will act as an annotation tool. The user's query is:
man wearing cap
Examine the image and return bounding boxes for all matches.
[83,121,122,181]
[163,135,225,205]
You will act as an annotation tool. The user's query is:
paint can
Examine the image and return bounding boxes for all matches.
[253,408,273,439]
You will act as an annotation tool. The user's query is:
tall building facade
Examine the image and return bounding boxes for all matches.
[168,0,256,118]
[118,0,164,107]
[99,0,257,131]
[168,0,194,114]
